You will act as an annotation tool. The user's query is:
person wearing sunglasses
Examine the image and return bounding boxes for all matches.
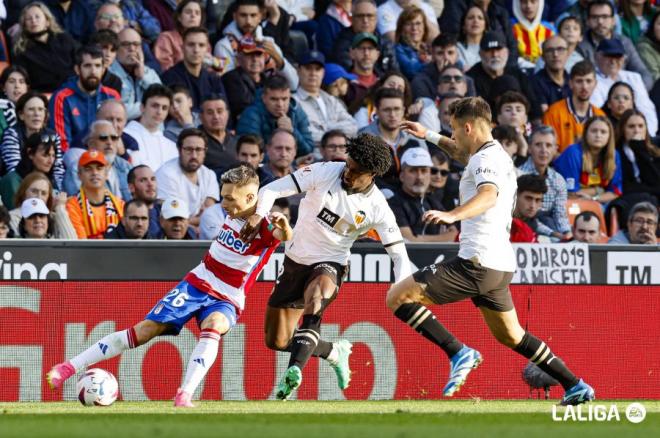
[63,120,131,201]
[428,149,458,212]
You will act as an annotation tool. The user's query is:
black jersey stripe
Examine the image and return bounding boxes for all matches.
[290,173,302,193]
[383,240,404,248]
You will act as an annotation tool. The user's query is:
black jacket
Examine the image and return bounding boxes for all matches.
[222,67,264,123]
[328,27,399,75]
[410,62,477,100]
[104,223,154,240]
[162,62,226,111]
[387,189,448,236]
[618,140,660,197]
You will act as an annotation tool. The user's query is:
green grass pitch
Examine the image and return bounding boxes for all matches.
[1,400,658,438]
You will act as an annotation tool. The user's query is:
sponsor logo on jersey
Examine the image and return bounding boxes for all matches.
[317,207,340,227]
[217,228,250,254]
[475,167,495,175]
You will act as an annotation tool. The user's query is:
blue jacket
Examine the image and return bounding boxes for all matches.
[395,43,426,80]
[47,0,95,42]
[235,91,314,157]
[108,60,162,120]
[553,143,623,195]
[91,0,161,42]
[317,13,346,57]
[48,77,121,151]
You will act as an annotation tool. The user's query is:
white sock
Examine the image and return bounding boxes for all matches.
[326,343,339,365]
[69,328,138,372]
[181,329,221,395]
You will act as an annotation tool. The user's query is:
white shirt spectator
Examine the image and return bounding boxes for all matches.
[277,0,314,23]
[377,0,437,35]
[125,120,178,172]
[293,88,358,144]
[156,157,220,217]
[591,68,658,136]
[199,203,227,240]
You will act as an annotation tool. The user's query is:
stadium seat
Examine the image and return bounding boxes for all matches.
[566,199,608,242]
[609,207,619,237]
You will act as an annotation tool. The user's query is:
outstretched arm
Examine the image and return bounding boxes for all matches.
[400,120,469,165]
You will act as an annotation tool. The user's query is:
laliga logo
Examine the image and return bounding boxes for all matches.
[217,229,249,254]
[552,403,646,423]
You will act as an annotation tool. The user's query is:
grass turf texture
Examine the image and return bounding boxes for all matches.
[1,400,658,438]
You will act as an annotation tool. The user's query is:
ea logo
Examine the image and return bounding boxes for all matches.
[625,403,646,424]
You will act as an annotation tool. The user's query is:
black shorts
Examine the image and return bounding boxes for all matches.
[412,257,514,312]
[268,256,348,309]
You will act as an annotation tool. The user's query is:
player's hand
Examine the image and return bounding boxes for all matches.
[400,120,427,139]
[269,211,289,230]
[239,213,263,241]
[423,210,456,225]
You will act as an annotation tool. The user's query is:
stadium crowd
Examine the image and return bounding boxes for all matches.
[0,0,657,245]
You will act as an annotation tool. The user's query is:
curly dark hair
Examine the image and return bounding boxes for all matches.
[347,133,392,176]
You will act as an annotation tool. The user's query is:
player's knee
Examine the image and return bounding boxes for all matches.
[385,286,409,312]
[133,320,165,345]
[493,329,523,348]
[264,334,290,351]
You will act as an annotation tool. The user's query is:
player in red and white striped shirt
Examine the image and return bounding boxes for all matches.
[46,165,292,407]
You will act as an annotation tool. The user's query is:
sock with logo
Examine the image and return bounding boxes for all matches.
[288,314,322,369]
[69,328,138,372]
[514,331,579,390]
[394,303,464,358]
[181,329,222,395]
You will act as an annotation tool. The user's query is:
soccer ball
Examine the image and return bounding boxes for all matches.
[75,368,119,406]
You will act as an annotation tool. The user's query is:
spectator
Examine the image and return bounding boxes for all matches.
[492,124,526,166]
[91,0,161,43]
[511,0,555,69]
[127,164,161,237]
[96,99,137,162]
[573,211,602,244]
[0,93,63,189]
[164,85,200,143]
[235,134,272,186]
[552,15,585,74]
[46,0,94,42]
[608,201,658,244]
[293,50,357,146]
[198,94,238,177]
[319,130,348,162]
[637,11,660,82]
[156,128,219,226]
[214,0,296,82]
[543,60,605,153]
[602,81,635,130]
[619,0,656,45]
[7,171,76,238]
[394,6,431,80]
[0,133,57,208]
[263,129,296,178]
[109,27,162,121]
[579,0,653,89]
[17,197,53,238]
[495,90,531,138]
[615,108,660,198]
[49,45,120,152]
[387,147,457,242]
[554,115,622,205]
[221,39,267,122]
[0,66,29,138]
[271,197,291,222]
[353,71,412,128]
[457,5,488,71]
[88,30,123,96]
[591,38,658,136]
[345,32,382,106]
[124,84,178,172]
[162,27,226,112]
[12,2,77,93]
[104,199,151,239]
[467,31,542,120]
[329,0,398,75]
[432,92,462,138]
[377,0,439,43]
[66,150,124,239]
[316,0,352,57]
[510,174,548,243]
[153,0,205,71]
[532,35,572,112]
[519,125,573,240]
[157,197,195,240]
[0,205,12,238]
[428,149,458,211]
[236,74,314,158]
[63,120,131,201]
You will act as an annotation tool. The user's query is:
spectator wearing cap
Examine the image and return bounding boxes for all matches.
[156,128,220,228]
[608,201,658,244]
[17,198,53,239]
[293,51,358,147]
[328,0,399,75]
[157,197,195,239]
[578,0,653,89]
[349,33,382,89]
[162,27,226,112]
[377,0,439,43]
[198,94,238,177]
[127,164,162,237]
[222,39,268,122]
[467,31,542,121]
[591,38,658,136]
[62,120,132,201]
[321,63,357,103]
[387,147,457,243]
[319,130,348,162]
[236,74,314,158]
[104,199,152,239]
[66,150,124,239]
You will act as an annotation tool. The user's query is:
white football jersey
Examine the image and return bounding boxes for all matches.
[281,162,403,265]
[458,140,517,272]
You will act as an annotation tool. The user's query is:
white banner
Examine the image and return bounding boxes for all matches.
[607,252,660,285]
[512,243,590,284]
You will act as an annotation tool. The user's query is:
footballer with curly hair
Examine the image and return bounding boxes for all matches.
[239,132,412,400]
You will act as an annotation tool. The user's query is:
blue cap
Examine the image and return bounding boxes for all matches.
[322,63,357,86]
[300,50,326,66]
[596,38,625,56]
